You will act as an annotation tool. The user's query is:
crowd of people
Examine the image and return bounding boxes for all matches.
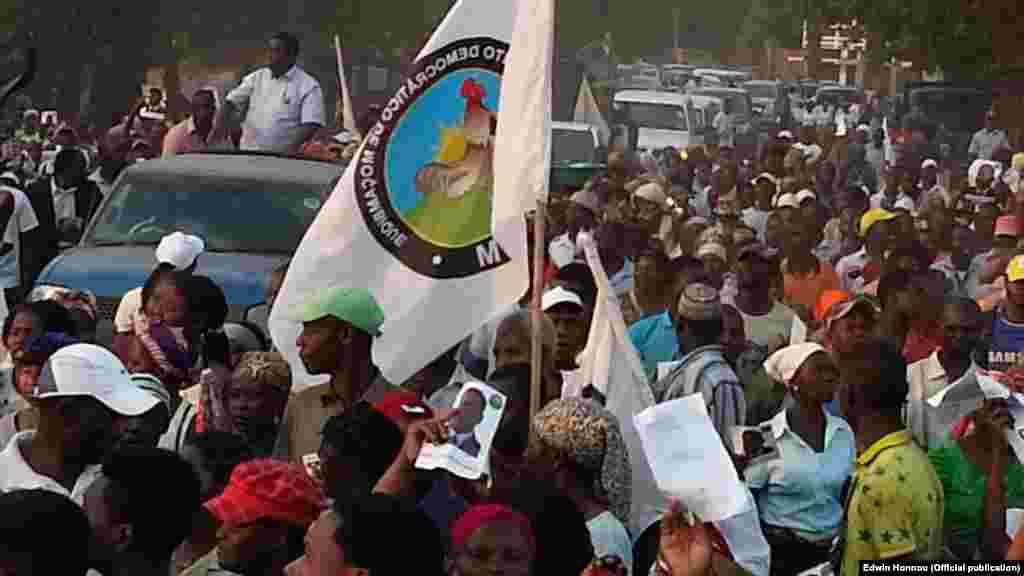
[3,25,1024,576]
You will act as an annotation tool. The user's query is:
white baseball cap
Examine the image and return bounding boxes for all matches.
[777,130,794,139]
[921,158,939,170]
[155,232,205,270]
[35,344,161,417]
[542,286,584,312]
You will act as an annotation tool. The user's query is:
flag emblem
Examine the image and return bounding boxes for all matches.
[354,37,512,279]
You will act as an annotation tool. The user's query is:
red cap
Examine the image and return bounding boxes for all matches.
[204,459,324,528]
[372,390,433,426]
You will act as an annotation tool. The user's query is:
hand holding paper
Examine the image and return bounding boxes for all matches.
[634,395,751,522]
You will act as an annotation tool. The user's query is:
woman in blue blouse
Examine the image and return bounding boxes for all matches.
[744,343,856,576]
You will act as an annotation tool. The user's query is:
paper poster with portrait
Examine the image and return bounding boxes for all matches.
[415,381,506,480]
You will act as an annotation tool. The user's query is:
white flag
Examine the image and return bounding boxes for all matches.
[333,35,359,139]
[573,76,610,146]
[579,233,666,539]
[581,234,770,576]
[270,0,537,389]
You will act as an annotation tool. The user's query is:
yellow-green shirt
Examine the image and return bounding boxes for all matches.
[841,430,944,575]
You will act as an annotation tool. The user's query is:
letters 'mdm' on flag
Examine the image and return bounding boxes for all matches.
[271,0,548,388]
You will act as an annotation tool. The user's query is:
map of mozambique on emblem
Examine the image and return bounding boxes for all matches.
[354,37,512,279]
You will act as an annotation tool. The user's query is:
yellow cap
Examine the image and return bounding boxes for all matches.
[859,208,897,238]
[1007,255,1024,283]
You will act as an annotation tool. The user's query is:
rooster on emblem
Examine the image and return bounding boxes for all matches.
[405,77,498,248]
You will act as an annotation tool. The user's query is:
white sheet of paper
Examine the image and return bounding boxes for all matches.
[415,382,506,480]
[657,360,683,382]
[1008,508,1024,539]
[634,394,751,522]
[790,315,808,345]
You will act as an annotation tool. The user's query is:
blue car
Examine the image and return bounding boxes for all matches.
[32,151,345,343]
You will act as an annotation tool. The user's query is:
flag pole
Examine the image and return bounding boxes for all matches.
[530,200,547,421]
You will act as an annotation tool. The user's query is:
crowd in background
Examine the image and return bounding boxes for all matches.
[5,28,1024,576]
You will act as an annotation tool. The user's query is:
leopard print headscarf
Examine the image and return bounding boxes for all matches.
[533,398,631,527]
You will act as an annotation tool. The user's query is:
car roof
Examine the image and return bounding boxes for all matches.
[694,68,749,77]
[117,152,345,188]
[551,121,596,132]
[744,80,781,86]
[613,90,689,106]
[692,87,749,97]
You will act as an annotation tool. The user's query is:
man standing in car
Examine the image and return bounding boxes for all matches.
[212,32,325,154]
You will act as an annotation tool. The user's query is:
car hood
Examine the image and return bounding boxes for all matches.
[37,245,287,305]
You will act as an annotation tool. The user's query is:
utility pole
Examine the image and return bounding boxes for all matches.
[673,8,681,52]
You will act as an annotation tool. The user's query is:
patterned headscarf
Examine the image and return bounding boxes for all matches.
[134,317,191,383]
[533,398,631,526]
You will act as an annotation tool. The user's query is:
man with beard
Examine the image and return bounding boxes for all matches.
[0,344,160,503]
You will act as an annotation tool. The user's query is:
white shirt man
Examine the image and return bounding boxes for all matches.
[0,344,159,504]
[905,351,981,449]
[225,65,325,153]
[969,122,1010,161]
[0,185,38,292]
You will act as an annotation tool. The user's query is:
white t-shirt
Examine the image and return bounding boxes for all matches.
[587,511,633,573]
[226,66,326,153]
[0,186,39,289]
[0,431,101,505]
[113,286,143,333]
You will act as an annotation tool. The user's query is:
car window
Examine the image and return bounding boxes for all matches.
[551,129,597,163]
[86,174,330,253]
[618,102,689,132]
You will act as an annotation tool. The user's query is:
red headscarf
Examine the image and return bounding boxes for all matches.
[451,505,536,554]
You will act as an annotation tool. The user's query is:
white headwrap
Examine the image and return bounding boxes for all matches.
[968,159,1003,188]
[763,343,828,390]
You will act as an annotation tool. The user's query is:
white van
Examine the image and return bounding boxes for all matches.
[611,90,700,153]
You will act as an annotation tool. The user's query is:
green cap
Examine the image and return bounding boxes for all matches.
[290,286,385,337]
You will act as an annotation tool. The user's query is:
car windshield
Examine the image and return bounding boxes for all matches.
[551,129,597,163]
[86,174,332,253]
[618,75,659,90]
[911,89,990,132]
[695,91,750,117]
[744,83,778,100]
[620,102,690,131]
